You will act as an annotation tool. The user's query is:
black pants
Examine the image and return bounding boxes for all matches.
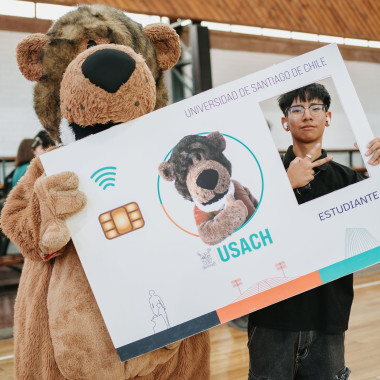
[247,326,351,380]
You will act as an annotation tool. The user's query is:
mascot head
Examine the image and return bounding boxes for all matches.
[16,4,181,141]
[159,132,233,206]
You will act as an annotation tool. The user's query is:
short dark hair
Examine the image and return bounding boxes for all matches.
[32,130,56,150]
[278,83,331,115]
[14,139,35,167]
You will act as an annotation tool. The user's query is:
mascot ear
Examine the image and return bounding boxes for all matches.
[158,161,175,181]
[207,131,226,152]
[143,24,181,71]
[16,33,50,81]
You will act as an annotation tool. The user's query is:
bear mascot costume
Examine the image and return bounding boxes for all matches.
[159,132,258,245]
[0,4,210,380]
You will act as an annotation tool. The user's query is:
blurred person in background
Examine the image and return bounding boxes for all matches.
[31,130,56,156]
[11,138,35,189]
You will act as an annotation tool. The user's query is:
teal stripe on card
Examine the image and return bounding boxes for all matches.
[319,245,380,283]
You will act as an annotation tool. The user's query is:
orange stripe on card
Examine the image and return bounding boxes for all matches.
[216,271,322,324]
[161,204,199,237]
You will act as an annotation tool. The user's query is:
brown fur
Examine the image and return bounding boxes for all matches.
[16,4,180,140]
[2,4,209,380]
[1,158,210,379]
[16,33,50,81]
[60,45,156,127]
[186,159,231,204]
[159,132,258,245]
[197,191,249,246]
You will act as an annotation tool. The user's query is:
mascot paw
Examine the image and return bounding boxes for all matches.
[34,171,87,217]
[34,171,86,254]
[39,219,71,256]
[225,195,248,226]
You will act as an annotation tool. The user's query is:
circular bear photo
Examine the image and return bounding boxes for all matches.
[158,131,264,245]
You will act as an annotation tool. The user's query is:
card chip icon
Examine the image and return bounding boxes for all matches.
[99,202,145,239]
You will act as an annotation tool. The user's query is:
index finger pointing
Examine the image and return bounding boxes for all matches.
[306,143,321,160]
[311,156,333,168]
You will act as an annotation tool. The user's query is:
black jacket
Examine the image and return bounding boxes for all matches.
[249,146,365,333]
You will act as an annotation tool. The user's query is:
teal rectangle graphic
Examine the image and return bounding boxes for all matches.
[319,246,380,284]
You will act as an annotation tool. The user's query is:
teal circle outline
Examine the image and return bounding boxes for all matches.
[157,132,264,235]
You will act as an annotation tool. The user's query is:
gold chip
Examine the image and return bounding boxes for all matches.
[102,221,114,231]
[126,202,138,212]
[99,202,145,239]
[129,211,141,221]
[112,208,132,234]
[105,230,118,239]
[132,219,144,229]
[99,212,111,223]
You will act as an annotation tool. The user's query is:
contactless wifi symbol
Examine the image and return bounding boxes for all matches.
[91,166,116,190]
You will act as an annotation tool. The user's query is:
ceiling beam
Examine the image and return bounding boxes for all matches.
[14,0,380,41]
[185,30,380,64]
[1,16,379,64]
[30,0,78,5]
[0,15,52,33]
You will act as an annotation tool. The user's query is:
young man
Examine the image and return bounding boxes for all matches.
[247,83,380,380]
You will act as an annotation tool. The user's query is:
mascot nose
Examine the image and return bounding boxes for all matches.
[82,49,136,93]
[196,169,219,190]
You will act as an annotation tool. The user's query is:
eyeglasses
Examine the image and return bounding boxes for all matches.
[286,104,326,118]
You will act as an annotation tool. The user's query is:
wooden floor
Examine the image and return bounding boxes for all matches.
[0,269,379,379]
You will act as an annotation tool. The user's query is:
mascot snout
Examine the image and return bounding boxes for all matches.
[60,45,156,129]
[82,48,136,93]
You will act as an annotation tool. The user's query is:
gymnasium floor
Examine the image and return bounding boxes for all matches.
[0,265,379,380]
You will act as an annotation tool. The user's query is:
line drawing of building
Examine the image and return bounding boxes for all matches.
[234,276,297,302]
[345,228,379,258]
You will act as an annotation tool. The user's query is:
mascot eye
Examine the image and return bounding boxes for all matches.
[187,158,194,166]
[195,153,202,160]
[87,40,97,49]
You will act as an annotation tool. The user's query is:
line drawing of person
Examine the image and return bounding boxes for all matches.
[149,290,170,333]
